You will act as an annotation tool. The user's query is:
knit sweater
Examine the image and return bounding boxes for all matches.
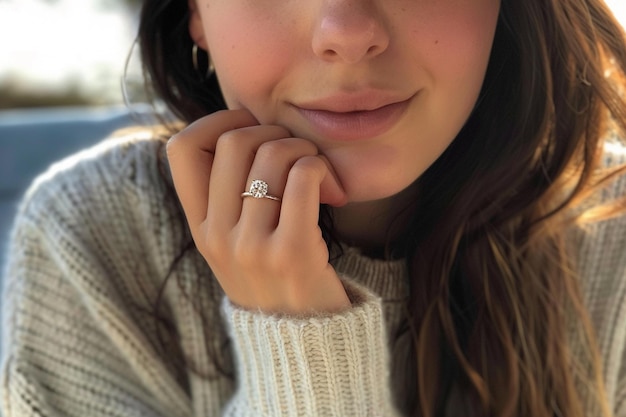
[1,132,625,417]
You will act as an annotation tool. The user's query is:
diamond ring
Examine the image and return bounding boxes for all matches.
[241,179,282,202]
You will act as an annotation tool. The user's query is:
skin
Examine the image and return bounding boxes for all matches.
[167,0,501,314]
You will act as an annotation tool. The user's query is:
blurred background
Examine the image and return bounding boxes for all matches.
[0,0,145,271]
[0,0,625,269]
[0,0,140,108]
[1,0,624,110]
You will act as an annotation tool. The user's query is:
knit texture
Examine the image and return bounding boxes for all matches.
[1,132,625,416]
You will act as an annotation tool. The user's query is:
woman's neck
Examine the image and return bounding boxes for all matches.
[330,183,418,257]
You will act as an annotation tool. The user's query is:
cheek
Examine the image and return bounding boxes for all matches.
[424,4,499,84]
[201,7,298,114]
[412,3,500,134]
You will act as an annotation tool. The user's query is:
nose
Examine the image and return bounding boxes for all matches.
[312,1,390,64]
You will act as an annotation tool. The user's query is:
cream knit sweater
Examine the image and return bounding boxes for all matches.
[1,133,625,417]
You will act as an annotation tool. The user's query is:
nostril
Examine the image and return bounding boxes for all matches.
[312,11,390,63]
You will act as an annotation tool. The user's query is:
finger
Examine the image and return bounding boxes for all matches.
[166,109,258,229]
[206,125,292,232]
[316,154,348,207]
[279,155,345,231]
[239,138,320,233]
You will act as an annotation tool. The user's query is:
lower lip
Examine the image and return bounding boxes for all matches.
[296,98,412,141]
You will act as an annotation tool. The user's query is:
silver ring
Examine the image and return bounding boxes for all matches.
[241,179,282,202]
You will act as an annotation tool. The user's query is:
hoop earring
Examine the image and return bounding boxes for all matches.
[192,43,214,80]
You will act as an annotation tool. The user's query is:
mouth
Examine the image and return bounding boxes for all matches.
[294,94,414,141]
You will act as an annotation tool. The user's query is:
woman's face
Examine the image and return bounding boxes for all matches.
[190,0,501,203]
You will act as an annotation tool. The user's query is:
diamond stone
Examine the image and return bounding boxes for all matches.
[249,180,268,198]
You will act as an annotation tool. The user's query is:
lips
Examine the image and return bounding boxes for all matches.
[294,93,413,141]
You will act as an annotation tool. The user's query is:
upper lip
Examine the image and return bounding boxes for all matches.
[294,90,413,113]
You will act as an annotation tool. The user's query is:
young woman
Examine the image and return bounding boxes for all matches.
[2,0,626,416]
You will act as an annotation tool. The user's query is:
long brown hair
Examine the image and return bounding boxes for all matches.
[136,0,626,415]
[395,0,626,415]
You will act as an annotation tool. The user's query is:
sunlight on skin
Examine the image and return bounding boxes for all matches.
[0,0,624,105]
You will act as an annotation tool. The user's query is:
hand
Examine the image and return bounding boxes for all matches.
[167,109,351,314]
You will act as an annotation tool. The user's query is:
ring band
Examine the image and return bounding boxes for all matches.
[241,179,282,202]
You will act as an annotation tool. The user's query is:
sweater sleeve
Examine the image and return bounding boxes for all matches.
[0,139,192,417]
[220,279,401,417]
[0,209,190,417]
[1,136,403,416]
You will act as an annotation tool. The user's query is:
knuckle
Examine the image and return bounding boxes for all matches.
[256,140,289,160]
[256,139,296,162]
[255,138,318,163]
[290,156,324,181]
[215,129,242,153]
[165,134,184,158]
